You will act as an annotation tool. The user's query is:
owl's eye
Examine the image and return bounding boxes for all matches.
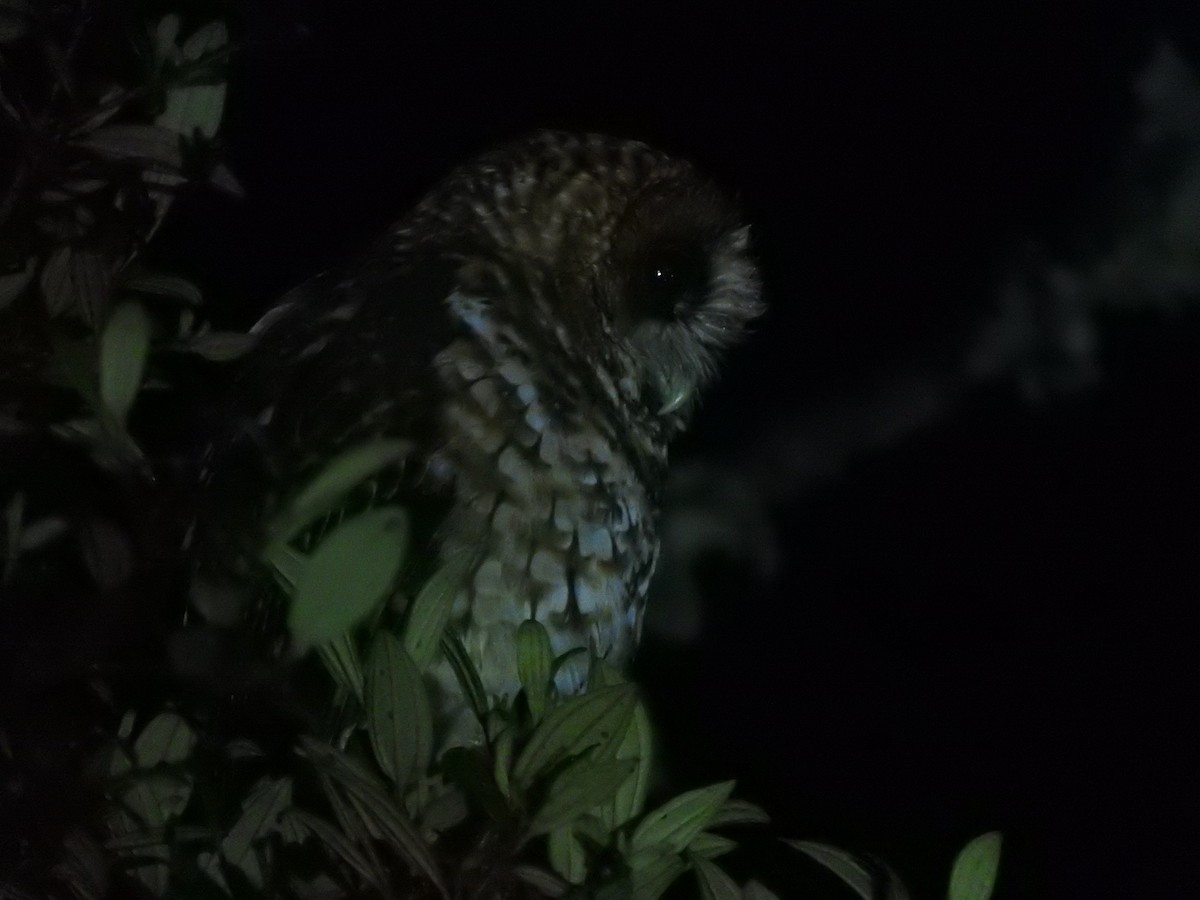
[640,244,710,320]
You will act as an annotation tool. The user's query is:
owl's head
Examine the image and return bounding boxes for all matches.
[402,131,764,435]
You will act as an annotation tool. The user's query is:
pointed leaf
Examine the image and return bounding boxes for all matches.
[548,825,588,885]
[220,776,292,889]
[948,832,1003,900]
[121,772,191,827]
[440,631,490,726]
[783,840,911,900]
[288,507,408,650]
[78,124,183,171]
[123,272,202,304]
[133,712,196,767]
[687,831,737,860]
[316,631,364,703]
[284,809,387,895]
[517,619,553,721]
[631,781,735,855]
[404,563,463,669]
[627,847,687,900]
[605,697,653,828]
[513,684,637,786]
[527,757,637,836]
[692,856,741,900]
[709,798,770,828]
[99,301,151,421]
[742,881,783,900]
[513,864,569,897]
[366,632,433,788]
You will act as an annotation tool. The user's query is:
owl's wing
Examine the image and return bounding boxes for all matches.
[194,245,466,601]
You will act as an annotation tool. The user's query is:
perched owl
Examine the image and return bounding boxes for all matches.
[194,131,763,725]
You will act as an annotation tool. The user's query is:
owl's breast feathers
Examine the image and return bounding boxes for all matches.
[208,132,761,706]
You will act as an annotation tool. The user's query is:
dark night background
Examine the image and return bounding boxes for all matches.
[147,4,1199,897]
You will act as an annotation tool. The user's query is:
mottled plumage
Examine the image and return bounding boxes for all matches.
[199,131,762,724]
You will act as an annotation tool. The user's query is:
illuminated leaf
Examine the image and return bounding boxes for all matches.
[527,757,636,836]
[948,831,1003,900]
[288,507,408,650]
[512,684,637,786]
[692,856,741,900]
[404,563,463,669]
[99,302,151,422]
[133,712,196,767]
[365,632,432,789]
[631,781,734,855]
[517,619,553,721]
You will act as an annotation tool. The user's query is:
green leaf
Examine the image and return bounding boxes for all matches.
[440,631,490,727]
[267,439,412,544]
[604,697,653,829]
[627,846,687,900]
[132,712,196,768]
[527,757,637,836]
[40,245,112,326]
[288,507,408,650]
[742,881,783,900]
[219,776,292,890]
[512,864,569,897]
[784,840,910,900]
[316,631,364,703]
[121,772,191,828]
[548,825,588,885]
[517,619,554,721]
[492,725,515,798]
[158,23,228,139]
[631,781,735,856]
[513,684,637,787]
[404,563,463,669]
[300,737,448,898]
[947,831,1003,900]
[687,831,737,860]
[99,301,151,422]
[692,856,741,900]
[123,272,202,305]
[709,798,770,828]
[283,809,388,895]
[183,331,257,361]
[366,632,433,789]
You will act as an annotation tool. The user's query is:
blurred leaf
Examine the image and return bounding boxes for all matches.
[548,824,587,885]
[121,772,192,828]
[300,737,448,898]
[219,776,292,890]
[492,724,514,798]
[209,162,245,197]
[631,781,735,856]
[604,697,652,829]
[51,828,109,900]
[517,619,553,721]
[268,439,412,544]
[16,515,70,552]
[513,863,569,897]
[687,831,737,860]
[316,631,364,704]
[527,757,637,836]
[99,301,151,422]
[709,798,770,828]
[77,124,183,172]
[123,272,202,305]
[264,541,307,592]
[784,840,910,900]
[183,330,257,361]
[283,809,387,895]
[440,631,490,727]
[79,516,133,590]
[133,712,196,767]
[0,257,34,310]
[948,832,1003,900]
[366,632,432,789]
[742,881,783,900]
[288,507,408,650]
[40,245,112,325]
[692,856,741,900]
[153,15,181,65]
[512,684,637,787]
[404,562,462,669]
[627,846,687,900]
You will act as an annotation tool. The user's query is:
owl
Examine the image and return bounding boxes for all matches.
[195,131,763,725]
